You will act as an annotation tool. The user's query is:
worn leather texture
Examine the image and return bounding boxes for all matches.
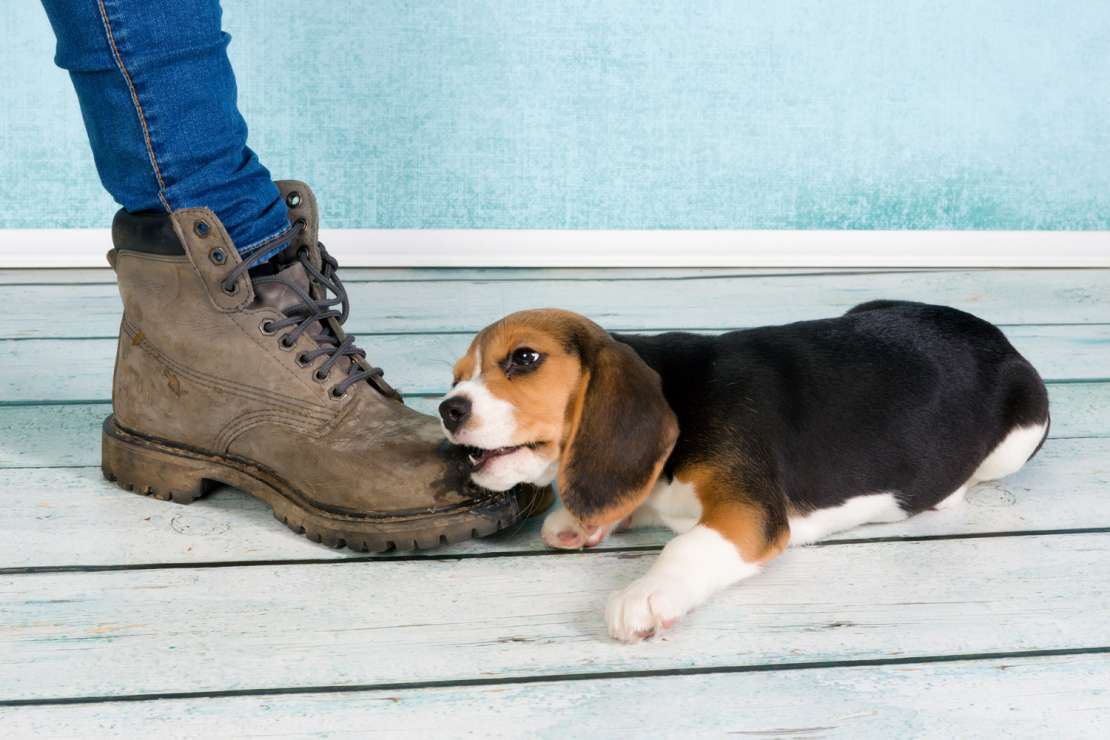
[110,181,491,515]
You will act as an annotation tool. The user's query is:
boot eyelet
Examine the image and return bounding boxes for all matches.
[259,319,276,335]
[222,282,240,296]
[295,352,311,367]
[286,191,302,208]
[209,248,227,265]
[329,387,349,401]
[194,220,210,237]
[279,334,297,350]
[313,369,330,383]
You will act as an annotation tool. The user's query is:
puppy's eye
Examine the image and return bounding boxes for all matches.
[504,347,543,377]
[511,347,541,366]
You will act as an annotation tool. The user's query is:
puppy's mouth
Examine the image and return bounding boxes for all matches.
[465,442,541,471]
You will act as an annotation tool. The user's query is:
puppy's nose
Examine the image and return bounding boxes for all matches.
[438,396,472,433]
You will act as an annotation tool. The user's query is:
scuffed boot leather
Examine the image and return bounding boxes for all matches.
[102,181,550,551]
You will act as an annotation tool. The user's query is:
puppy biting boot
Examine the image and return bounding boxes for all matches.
[102,181,549,551]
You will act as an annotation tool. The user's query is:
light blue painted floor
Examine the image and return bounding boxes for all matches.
[0,267,1107,737]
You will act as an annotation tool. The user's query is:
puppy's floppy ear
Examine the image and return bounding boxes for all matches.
[558,338,678,527]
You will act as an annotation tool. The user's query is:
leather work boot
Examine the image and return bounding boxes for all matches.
[101,181,551,551]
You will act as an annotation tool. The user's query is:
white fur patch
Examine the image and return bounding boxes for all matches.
[439,347,554,491]
[930,421,1048,514]
[466,348,482,381]
[443,376,517,448]
[471,447,555,492]
[788,492,909,546]
[934,483,968,510]
[633,476,703,533]
[972,422,1047,483]
[600,421,1048,641]
[606,524,760,642]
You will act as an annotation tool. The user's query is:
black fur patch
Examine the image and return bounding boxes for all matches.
[615,301,1049,515]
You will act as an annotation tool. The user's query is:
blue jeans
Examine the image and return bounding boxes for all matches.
[41,0,290,258]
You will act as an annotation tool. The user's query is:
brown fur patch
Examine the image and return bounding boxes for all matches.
[451,346,477,386]
[680,463,790,563]
[561,367,590,449]
[466,310,589,449]
[448,309,677,528]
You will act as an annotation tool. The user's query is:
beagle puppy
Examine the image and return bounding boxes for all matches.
[438,301,1050,642]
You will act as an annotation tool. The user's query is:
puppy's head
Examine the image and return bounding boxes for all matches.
[440,309,677,528]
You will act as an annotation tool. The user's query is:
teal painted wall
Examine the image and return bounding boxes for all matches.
[4,1,1109,230]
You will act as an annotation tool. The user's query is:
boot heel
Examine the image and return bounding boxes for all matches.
[101,416,214,504]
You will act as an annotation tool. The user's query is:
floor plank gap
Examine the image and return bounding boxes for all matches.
[4,646,1107,710]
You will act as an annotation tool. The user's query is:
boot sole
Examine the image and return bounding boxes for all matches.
[101,415,549,552]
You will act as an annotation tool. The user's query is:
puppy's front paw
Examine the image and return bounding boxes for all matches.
[605,576,694,643]
[541,507,611,549]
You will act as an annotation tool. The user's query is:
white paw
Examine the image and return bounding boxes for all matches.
[605,575,695,643]
[541,507,612,549]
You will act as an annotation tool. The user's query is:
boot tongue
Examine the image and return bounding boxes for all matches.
[253,260,357,375]
[272,239,322,273]
[253,261,314,314]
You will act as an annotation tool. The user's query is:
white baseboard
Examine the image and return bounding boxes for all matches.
[4,228,1109,268]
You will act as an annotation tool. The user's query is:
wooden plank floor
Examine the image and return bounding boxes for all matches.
[1,266,1108,737]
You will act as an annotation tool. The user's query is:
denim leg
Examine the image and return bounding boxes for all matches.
[40,0,290,257]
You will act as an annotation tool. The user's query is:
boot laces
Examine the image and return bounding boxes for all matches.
[222,222,400,400]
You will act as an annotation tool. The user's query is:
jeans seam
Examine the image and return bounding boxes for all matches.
[95,0,172,213]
